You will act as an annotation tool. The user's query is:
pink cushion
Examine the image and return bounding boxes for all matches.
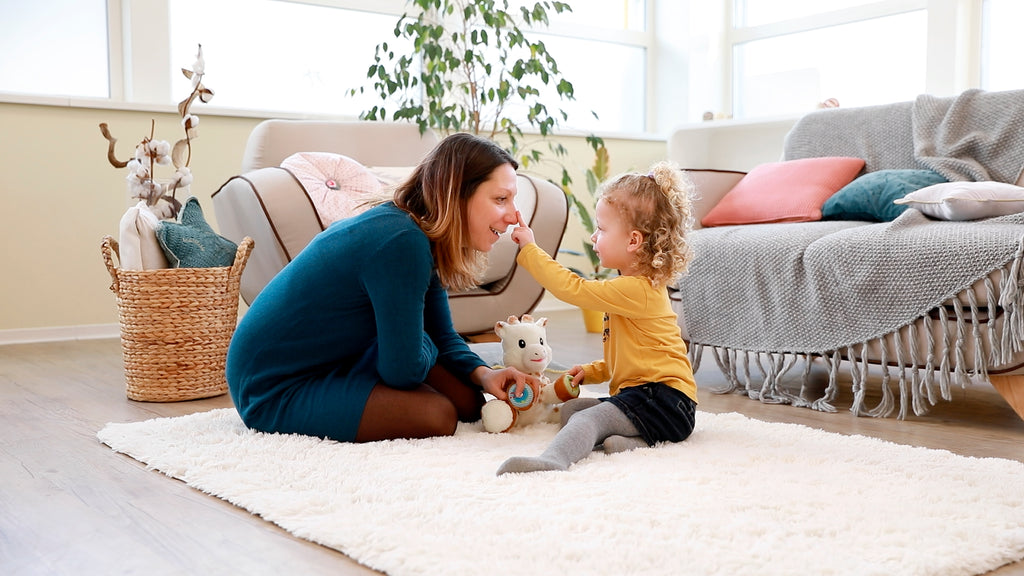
[281,152,388,225]
[700,157,866,227]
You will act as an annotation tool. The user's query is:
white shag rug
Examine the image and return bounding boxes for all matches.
[98,409,1024,576]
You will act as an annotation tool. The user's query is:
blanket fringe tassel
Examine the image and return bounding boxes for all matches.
[689,246,1024,419]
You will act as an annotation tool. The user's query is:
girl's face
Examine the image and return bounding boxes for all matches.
[591,197,640,275]
[466,163,519,252]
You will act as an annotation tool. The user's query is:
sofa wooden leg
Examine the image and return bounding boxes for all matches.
[988,374,1024,421]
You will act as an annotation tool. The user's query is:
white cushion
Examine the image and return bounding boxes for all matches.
[894,181,1024,220]
[281,152,390,225]
[117,201,169,270]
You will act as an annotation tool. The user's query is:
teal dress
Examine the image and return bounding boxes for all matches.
[226,202,486,441]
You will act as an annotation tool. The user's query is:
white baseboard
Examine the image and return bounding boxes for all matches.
[1,297,575,346]
[0,324,120,346]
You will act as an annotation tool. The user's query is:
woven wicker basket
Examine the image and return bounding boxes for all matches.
[101,235,254,402]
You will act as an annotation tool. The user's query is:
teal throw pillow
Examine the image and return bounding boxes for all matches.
[156,197,238,268]
[821,169,948,222]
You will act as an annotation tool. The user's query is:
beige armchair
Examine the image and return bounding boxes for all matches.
[211,119,568,336]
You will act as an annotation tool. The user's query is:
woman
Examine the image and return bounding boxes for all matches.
[226,133,539,442]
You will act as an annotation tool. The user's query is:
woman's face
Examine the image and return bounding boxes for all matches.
[466,163,519,252]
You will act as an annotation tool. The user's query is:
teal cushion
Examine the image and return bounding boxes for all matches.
[822,169,948,222]
[156,197,238,268]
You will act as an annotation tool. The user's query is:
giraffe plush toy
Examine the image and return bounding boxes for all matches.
[480,314,580,433]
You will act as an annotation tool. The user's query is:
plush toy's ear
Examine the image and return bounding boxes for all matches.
[534,317,548,328]
[495,320,510,337]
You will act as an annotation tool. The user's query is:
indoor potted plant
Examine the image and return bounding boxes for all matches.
[351,0,610,331]
[349,0,579,184]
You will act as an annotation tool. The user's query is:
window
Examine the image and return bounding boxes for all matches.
[732,10,926,118]
[169,0,403,117]
[540,0,646,31]
[981,0,1024,91]
[725,0,928,120]
[735,0,881,27]
[528,0,648,133]
[166,0,650,132]
[2,0,653,134]
[0,0,109,98]
[536,33,646,133]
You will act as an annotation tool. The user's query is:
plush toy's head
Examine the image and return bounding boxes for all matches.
[494,314,551,377]
[481,314,578,433]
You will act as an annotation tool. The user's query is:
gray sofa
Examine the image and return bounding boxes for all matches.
[211,120,568,336]
[669,89,1024,421]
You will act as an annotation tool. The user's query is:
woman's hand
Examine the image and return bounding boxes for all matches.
[475,365,541,402]
[511,211,535,246]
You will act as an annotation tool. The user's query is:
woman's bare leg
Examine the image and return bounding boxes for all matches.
[354,365,484,442]
[423,364,486,422]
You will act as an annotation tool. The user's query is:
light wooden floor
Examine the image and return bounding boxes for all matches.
[3,308,1023,575]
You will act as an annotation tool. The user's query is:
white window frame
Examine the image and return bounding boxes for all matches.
[1,0,660,137]
[714,0,984,120]
[3,0,1010,133]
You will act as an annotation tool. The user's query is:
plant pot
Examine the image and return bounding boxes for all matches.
[582,308,605,334]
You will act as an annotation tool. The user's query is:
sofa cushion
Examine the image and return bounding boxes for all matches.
[281,152,390,225]
[701,156,865,227]
[822,169,948,222]
[894,181,1024,221]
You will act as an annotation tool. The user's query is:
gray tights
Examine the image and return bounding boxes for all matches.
[496,398,647,475]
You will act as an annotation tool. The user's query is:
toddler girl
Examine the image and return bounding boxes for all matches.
[498,161,698,474]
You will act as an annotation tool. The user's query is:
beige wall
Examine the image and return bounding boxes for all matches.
[0,101,666,341]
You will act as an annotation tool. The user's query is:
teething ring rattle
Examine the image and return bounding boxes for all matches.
[553,372,581,402]
[507,382,536,409]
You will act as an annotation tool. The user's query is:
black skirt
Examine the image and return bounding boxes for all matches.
[603,382,696,446]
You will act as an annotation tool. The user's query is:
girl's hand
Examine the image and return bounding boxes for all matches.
[479,366,540,402]
[566,365,585,388]
[511,211,535,246]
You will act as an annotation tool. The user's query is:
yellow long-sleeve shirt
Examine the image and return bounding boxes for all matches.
[517,242,697,403]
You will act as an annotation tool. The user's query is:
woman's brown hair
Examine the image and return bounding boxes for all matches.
[394,132,518,292]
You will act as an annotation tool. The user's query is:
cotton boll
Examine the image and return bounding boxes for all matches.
[126,159,149,179]
[126,175,148,200]
[192,44,205,75]
[147,140,172,165]
[173,167,193,188]
[150,200,177,220]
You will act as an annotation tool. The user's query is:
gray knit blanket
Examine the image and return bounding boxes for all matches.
[680,210,1024,353]
[914,89,1024,184]
[680,89,1024,419]
[679,211,1024,419]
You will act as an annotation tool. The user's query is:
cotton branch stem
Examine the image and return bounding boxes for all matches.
[98,123,129,168]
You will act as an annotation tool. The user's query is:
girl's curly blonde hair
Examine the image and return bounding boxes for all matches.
[598,161,695,287]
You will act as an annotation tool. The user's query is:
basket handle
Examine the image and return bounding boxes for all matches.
[231,236,255,277]
[101,235,120,293]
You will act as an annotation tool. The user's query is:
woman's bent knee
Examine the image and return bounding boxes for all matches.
[356,384,460,441]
